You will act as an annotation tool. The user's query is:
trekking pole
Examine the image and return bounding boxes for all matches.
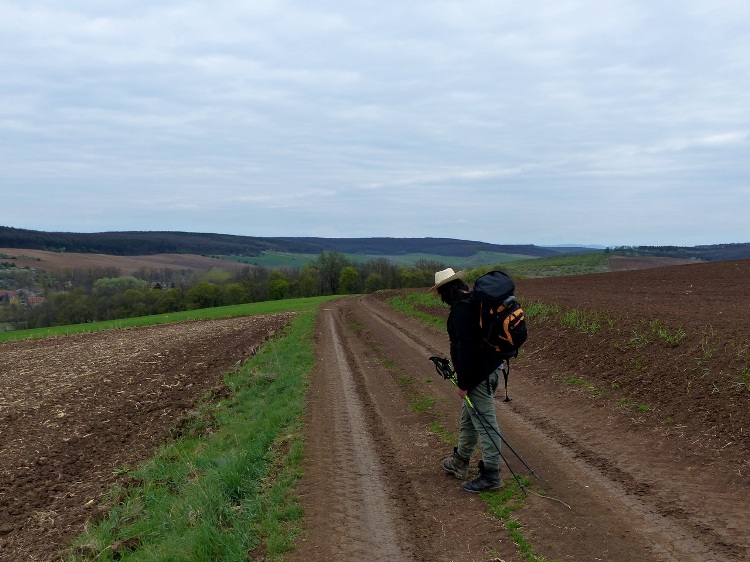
[428,356,537,493]
[468,397,538,479]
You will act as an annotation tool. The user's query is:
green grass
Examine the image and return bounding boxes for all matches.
[62,308,319,561]
[649,320,686,346]
[397,375,414,387]
[521,301,561,323]
[564,376,597,391]
[500,252,611,279]
[387,292,446,330]
[387,289,562,334]
[739,366,750,391]
[428,420,455,445]
[0,296,338,343]
[482,481,559,562]
[561,309,614,334]
[518,300,614,335]
[563,376,657,409]
[410,394,438,414]
[631,357,647,373]
[0,252,42,261]
[617,398,650,412]
[697,329,719,376]
[382,256,617,336]
[625,319,686,350]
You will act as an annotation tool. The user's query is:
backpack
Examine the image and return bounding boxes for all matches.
[472,270,528,401]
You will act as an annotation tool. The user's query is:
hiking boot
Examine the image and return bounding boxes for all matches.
[442,447,469,479]
[462,460,502,492]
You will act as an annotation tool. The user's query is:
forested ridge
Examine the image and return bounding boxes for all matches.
[0,227,311,256]
[0,226,566,258]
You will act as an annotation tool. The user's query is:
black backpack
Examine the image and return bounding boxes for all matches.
[472,270,528,401]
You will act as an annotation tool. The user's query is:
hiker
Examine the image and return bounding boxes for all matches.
[433,268,504,492]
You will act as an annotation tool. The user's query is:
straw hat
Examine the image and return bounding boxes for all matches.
[431,267,465,291]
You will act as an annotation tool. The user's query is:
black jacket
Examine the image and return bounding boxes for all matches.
[448,292,503,390]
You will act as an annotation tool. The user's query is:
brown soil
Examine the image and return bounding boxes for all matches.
[607,255,699,271]
[0,248,245,275]
[2,259,749,561]
[0,314,294,561]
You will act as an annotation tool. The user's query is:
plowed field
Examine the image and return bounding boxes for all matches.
[0,314,294,561]
[0,248,245,275]
[1,259,749,561]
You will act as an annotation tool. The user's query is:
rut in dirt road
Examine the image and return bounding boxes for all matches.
[291,306,415,561]
[321,309,413,559]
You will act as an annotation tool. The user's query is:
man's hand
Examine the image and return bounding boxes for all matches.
[457,388,467,400]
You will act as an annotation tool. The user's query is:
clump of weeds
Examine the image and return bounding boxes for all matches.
[561,309,612,334]
[564,376,596,390]
[696,328,720,377]
[397,375,414,387]
[740,367,750,392]
[482,478,560,562]
[522,301,560,324]
[411,394,438,414]
[650,320,686,346]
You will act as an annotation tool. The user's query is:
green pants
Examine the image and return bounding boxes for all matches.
[456,369,501,470]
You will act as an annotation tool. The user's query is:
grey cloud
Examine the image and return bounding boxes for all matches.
[1,1,748,246]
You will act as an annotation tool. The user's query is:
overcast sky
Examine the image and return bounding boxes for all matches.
[2,1,748,247]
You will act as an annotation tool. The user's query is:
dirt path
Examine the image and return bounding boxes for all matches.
[291,305,414,560]
[291,290,749,561]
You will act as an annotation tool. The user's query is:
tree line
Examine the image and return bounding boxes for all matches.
[614,243,750,261]
[0,252,445,330]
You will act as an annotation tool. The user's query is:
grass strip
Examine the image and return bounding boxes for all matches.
[0,296,337,342]
[63,309,317,562]
[482,482,559,562]
[387,292,446,330]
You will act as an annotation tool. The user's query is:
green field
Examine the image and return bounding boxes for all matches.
[216,250,535,269]
[0,296,338,343]
[487,252,611,280]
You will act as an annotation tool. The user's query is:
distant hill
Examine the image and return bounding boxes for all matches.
[271,237,593,258]
[1,226,747,261]
[0,227,307,256]
[0,227,592,258]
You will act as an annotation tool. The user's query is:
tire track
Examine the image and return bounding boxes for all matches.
[292,305,414,561]
[325,310,411,560]
[358,296,441,358]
